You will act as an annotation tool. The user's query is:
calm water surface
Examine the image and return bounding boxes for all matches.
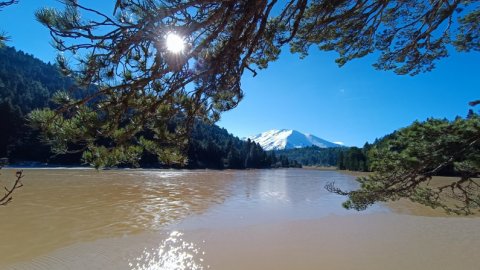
[1,168,479,269]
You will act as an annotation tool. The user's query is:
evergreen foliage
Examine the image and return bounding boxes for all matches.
[274,145,369,171]
[1,1,478,212]
[328,113,480,215]
[0,46,78,161]
[185,122,299,169]
[1,46,295,169]
[0,1,17,45]
[31,0,480,166]
[337,146,369,172]
[0,47,74,113]
[275,146,341,167]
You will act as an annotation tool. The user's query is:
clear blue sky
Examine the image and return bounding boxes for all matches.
[1,1,478,146]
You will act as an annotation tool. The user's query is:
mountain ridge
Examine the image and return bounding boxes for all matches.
[247,129,342,151]
[0,46,302,169]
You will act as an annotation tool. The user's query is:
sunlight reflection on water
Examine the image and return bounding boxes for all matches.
[129,231,208,270]
[3,169,480,270]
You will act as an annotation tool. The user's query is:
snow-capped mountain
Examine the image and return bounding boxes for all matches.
[247,129,342,151]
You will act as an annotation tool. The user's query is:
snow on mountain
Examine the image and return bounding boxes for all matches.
[247,129,342,151]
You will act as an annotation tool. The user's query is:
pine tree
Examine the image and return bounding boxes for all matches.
[337,151,345,170]
[328,116,480,215]
[0,100,22,157]
[0,1,17,46]
[29,0,480,167]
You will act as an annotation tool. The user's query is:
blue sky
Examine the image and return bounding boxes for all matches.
[1,1,478,146]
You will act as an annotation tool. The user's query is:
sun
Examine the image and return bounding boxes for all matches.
[165,33,185,53]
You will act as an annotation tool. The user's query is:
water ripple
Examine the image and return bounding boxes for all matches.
[129,231,208,270]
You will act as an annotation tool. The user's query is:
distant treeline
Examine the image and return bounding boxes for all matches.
[0,46,300,169]
[274,146,342,167]
[4,45,473,174]
[185,122,300,169]
[275,145,370,171]
[276,111,478,177]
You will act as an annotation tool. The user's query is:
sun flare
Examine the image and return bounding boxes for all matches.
[165,33,185,53]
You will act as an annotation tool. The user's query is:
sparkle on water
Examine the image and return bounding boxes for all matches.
[129,231,208,270]
[165,33,185,53]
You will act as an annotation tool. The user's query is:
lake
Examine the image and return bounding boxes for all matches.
[1,168,479,269]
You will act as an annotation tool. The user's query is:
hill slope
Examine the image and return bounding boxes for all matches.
[0,47,299,169]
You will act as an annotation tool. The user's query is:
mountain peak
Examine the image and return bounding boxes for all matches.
[248,129,341,151]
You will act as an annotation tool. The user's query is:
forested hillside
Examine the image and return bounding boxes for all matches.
[275,145,370,171]
[0,46,74,161]
[275,146,341,167]
[0,46,298,169]
[187,123,300,169]
[279,113,479,178]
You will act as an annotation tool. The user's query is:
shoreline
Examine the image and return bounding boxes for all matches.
[3,164,304,171]
[302,166,371,178]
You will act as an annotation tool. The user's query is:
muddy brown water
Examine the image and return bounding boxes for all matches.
[1,169,479,269]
